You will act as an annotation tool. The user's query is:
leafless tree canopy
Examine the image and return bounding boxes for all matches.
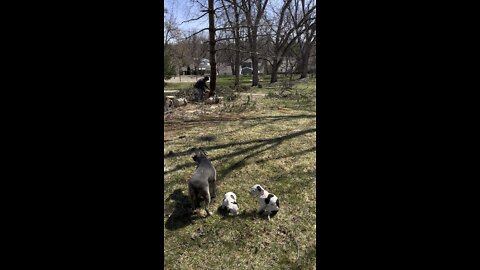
[164,0,316,87]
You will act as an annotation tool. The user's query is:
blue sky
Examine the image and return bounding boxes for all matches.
[164,0,209,32]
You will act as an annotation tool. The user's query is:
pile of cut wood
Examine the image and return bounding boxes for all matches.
[164,95,224,114]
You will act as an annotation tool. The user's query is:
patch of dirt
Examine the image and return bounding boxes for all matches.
[164,107,243,138]
[165,75,202,83]
[164,103,240,124]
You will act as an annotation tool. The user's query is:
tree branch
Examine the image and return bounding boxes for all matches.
[215,33,272,43]
[180,13,209,25]
[184,28,210,39]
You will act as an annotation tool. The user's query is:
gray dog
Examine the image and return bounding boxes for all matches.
[188,148,217,216]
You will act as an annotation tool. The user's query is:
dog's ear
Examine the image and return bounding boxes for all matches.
[199,148,208,156]
[190,152,198,162]
[256,186,262,191]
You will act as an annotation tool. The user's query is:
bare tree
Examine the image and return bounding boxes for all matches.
[178,0,219,93]
[164,8,183,78]
[169,31,210,77]
[219,0,242,86]
[263,0,316,83]
[264,0,293,83]
[239,0,269,87]
[207,0,218,95]
[164,9,182,46]
[291,0,316,79]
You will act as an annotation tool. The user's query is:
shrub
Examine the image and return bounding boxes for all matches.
[234,85,250,92]
[215,86,239,101]
[220,95,256,113]
[174,86,196,101]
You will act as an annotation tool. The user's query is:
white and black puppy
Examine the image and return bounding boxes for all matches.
[220,192,239,215]
[250,184,280,221]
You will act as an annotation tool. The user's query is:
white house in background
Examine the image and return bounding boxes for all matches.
[198,58,210,74]
[240,59,265,75]
[178,58,211,75]
[178,58,269,76]
[217,63,232,75]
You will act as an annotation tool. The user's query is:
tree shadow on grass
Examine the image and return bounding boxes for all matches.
[253,146,316,165]
[165,189,194,231]
[218,141,282,179]
[164,128,316,176]
[236,209,258,220]
[213,114,316,138]
[215,205,258,220]
[233,209,279,221]
[165,189,218,230]
[164,114,315,159]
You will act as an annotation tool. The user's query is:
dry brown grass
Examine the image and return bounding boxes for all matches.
[164,80,316,269]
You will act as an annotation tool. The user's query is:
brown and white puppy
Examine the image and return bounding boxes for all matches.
[188,148,217,216]
[250,184,280,221]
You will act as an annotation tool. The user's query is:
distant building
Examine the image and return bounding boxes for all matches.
[177,57,270,76]
[240,59,265,75]
[217,63,232,75]
[198,58,210,74]
[178,59,210,76]
[241,67,253,76]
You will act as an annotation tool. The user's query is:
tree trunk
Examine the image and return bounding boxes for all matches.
[300,41,313,79]
[240,0,267,87]
[233,0,241,87]
[251,53,259,86]
[208,0,216,95]
[221,0,241,87]
[234,52,240,86]
[250,30,259,86]
[231,61,235,76]
[270,67,278,83]
[270,59,283,83]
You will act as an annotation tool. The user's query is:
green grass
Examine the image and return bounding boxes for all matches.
[164,80,316,270]
[164,82,193,90]
[165,74,315,91]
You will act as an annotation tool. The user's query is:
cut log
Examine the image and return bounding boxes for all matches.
[173,98,188,107]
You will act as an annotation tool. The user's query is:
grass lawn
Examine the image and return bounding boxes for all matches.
[164,79,316,269]
[165,74,315,91]
[164,82,194,90]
